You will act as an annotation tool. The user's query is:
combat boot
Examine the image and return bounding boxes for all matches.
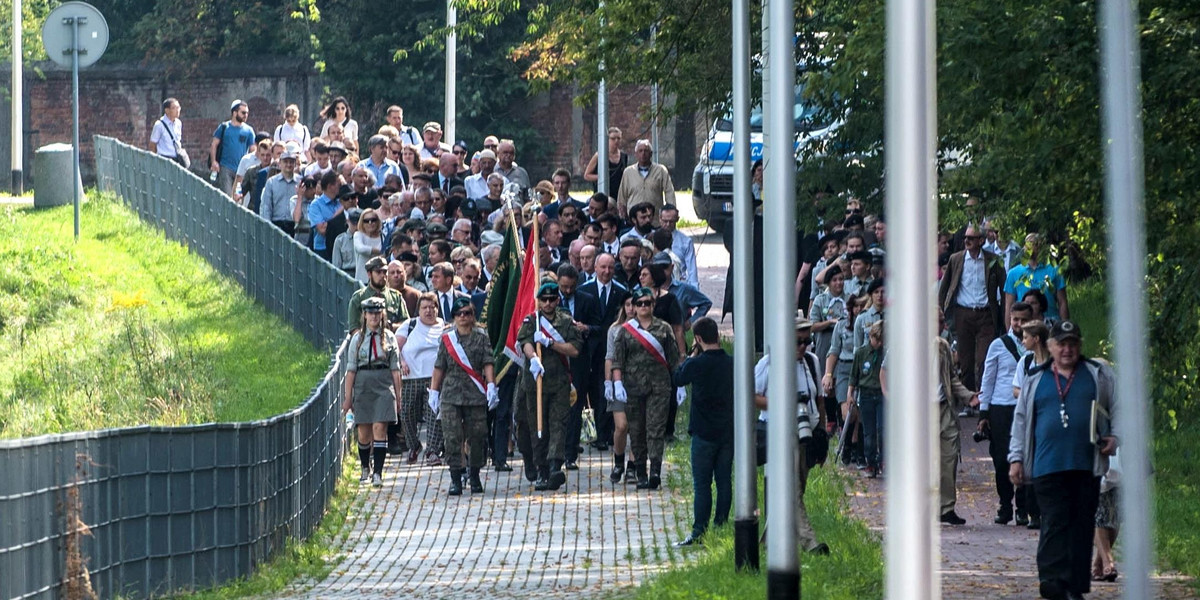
[639,459,662,490]
[469,468,484,494]
[548,460,567,491]
[523,459,538,483]
[448,468,463,496]
[533,464,552,491]
[609,453,626,484]
[634,461,649,488]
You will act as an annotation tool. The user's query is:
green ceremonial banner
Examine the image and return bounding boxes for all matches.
[483,220,525,381]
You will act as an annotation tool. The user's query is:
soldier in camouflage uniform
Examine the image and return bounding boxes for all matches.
[516,281,583,491]
[611,286,680,489]
[348,256,409,332]
[429,296,499,495]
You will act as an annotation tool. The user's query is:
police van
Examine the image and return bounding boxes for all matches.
[690,78,839,232]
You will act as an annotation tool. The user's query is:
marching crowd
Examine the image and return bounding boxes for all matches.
[152,95,1119,600]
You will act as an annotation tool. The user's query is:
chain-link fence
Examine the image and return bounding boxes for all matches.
[0,137,360,599]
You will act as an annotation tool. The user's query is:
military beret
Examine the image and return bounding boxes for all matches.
[537,281,560,299]
[365,256,388,271]
[824,264,843,280]
[396,251,420,263]
[848,250,873,263]
[451,296,474,315]
[866,278,886,295]
[361,297,386,312]
[631,286,654,300]
[426,222,449,235]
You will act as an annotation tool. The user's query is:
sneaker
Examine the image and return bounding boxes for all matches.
[360,467,371,483]
[371,473,383,487]
[425,452,443,467]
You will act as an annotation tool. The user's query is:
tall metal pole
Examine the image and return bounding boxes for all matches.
[444,0,457,145]
[596,0,608,197]
[1098,2,1151,599]
[71,15,81,241]
[764,0,797,595]
[759,0,770,167]
[884,0,938,598]
[10,0,23,194]
[730,0,758,572]
[650,25,660,155]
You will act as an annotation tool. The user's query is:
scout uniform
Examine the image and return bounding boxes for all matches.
[431,296,496,495]
[611,286,680,489]
[515,281,583,491]
[346,297,401,486]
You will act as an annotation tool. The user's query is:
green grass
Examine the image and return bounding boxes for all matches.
[0,194,329,438]
[616,352,884,599]
[172,458,365,599]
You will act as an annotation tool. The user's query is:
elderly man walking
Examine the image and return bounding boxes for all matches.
[617,139,675,221]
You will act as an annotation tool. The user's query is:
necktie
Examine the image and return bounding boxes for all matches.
[601,285,608,308]
[443,178,450,193]
[442,293,451,319]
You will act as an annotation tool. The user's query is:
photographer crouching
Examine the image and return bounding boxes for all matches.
[753,313,830,555]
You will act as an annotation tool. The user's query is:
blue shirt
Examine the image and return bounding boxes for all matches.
[1004,263,1066,321]
[668,281,713,325]
[307,194,341,250]
[1032,366,1096,478]
[212,121,255,171]
[357,157,403,190]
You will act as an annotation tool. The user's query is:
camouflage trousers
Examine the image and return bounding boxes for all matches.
[441,404,489,470]
[515,381,570,466]
[626,387,672,463]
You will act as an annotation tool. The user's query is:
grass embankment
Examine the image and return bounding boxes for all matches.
[1068,279,1199,591]
[0,195,328,435]
[619,336,884,599]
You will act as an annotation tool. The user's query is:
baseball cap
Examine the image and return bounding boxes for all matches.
[423,121,443,133]
[1050,320,1082,342]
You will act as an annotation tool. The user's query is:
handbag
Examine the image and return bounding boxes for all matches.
[806,427,829,469]
[161,117,191,169]
[580,406,597,444]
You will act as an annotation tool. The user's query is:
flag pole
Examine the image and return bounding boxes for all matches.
[531,206,544,439]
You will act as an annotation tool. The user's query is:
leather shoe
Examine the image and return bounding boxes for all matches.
[1039,579,1066,600]
[564,460,579,471]
[939,511,966,525]
[494,462,513,472]
[1015,512,1030,527]
[674,535,701,547]
[995,509,1013,525]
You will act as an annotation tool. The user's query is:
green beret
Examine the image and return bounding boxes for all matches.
[451,296,474,315]
[427,222,449,235]
[537,281,560,299]
[631,286,654,300]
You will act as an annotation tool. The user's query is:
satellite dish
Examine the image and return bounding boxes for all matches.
[42,2,109,69]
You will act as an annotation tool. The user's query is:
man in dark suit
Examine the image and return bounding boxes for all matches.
[429,262,470,320]
[556,264,605,468]
[938,225,1007,390]
[578,253,629,447]
[436,153,465,195]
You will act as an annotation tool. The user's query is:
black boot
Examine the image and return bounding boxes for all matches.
[534,464,552,491]
[448,468,463,496]
[610,453,626,484]
[469,468,484,494]
[523,459,538,483]
[548,460,567,491]
[625,459,638,484]
[634,461,649,488]
[639,459,662,490]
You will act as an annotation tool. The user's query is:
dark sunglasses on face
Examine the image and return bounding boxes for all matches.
[634,300,654,307]
[845,208,863,215]
[363,218,380,224]
[453,310,474,318]
[796,337,812,345]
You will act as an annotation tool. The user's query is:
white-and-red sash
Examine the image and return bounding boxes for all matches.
[537,314,572,379]
[442,330,486,395]
[623,320,670,369]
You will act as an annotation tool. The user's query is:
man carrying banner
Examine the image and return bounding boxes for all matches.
[429,296,499,496]
[516,280,582,491]
[611,286,681,489]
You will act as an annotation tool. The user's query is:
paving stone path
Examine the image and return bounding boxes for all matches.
[275,448,688,599]
[845,415,1194,599]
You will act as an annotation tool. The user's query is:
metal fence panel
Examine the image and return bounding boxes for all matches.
[0,137,358,599]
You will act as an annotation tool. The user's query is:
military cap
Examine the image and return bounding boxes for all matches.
[631,286,654,300]
[426,222,449,236]
[866,278,886,295]
[401,219,426,232]
[650,251,673,266]
[451,296,474,315]
[361,297,386,312]
[396,251,420,263]
[537,281,561,299]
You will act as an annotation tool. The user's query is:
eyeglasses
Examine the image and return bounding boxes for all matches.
[634,300,654,307]
[452,259,466,265]
[484,144,498,149]
[363,218,380,224]
[796,338,812,346]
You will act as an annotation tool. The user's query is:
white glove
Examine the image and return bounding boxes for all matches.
[613,380,628,402]
[676,386,687,406]
[486,382,499,410]
[604,380,614,402]
[427,389,441,416]
[528,356,545,379]
[533,331,553,348]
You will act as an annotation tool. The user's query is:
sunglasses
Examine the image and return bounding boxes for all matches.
[538,296,559,303]
[453,310,474,318]
[363,218,380,224]
[845,208,863,215]
[634,300,654,307]
[796,337,812,345]
[453,149,467,156]
[965,234,984,240]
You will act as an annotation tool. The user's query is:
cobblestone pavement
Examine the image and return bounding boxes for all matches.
[845,415,1194,599]
[275,447,688,600]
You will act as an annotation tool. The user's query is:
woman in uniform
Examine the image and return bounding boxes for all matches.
[429,297,499,495]
[342,297,404,487]
[605,295,638,483]
[396,292,446,465]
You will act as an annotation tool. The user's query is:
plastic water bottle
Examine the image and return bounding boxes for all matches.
[209,171,218,183]
[345,411,354,431]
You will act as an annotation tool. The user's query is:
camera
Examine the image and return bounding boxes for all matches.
[796,392,813,441]
[972,429,990,443]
